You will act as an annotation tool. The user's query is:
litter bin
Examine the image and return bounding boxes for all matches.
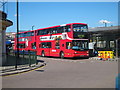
[116,74,120,90]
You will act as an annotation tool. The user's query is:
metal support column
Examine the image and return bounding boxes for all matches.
[15,0,19,69]
[116,39,118,58]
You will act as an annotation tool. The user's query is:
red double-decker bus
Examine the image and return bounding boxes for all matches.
[14,30,36,52]
[14,23,89,58]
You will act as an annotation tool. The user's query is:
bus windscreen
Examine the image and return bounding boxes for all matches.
[72,40,88,50]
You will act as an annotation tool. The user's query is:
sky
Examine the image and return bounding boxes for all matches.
[0,2,118,32]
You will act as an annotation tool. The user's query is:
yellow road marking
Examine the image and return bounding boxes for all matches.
[1,65,46,77]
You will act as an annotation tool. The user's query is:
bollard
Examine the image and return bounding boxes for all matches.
[116,74,120,89]
[35,51,38,65]
[15,52,18,70]
[31,51,35,63]
[28,50,31,67]
[108,52,110,58]
[23,50,25,59]
[13,50,15,56]
[98,51,101,58]
[111,51,114,59]
[105,52,107,59]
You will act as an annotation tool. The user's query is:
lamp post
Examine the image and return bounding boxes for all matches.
[104,22,107,27]
[99,20,111,27]
[116,38,120,58]
[15,0,19,69]
[32,25,34,30]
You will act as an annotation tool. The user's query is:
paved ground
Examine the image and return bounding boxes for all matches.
[2,57,118,88]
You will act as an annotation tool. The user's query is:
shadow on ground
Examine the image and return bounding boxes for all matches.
[38,56,91,60]
[35,70,44,72]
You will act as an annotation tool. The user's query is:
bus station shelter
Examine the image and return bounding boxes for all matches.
[89,26,120,58]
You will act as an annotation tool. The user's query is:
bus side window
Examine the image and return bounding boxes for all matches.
[31,31,34,36]
[47,42,51,48]
[41,43,45,48]
[19,43,25,48]
[57,27,63,33]
[41,42,51,48]
[64,25,71,32]
[51,28,56,34]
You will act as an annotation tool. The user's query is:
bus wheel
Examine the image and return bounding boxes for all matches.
[41,51,45,57]
[60,52,64,59]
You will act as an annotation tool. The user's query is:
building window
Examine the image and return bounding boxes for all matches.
[110,41,115,48]
[97,41,106,48]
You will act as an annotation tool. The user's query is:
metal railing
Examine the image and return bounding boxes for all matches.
[2,50,38,72]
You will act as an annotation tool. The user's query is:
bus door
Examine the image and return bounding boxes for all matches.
[50,40,61,57]
[65,42,73,57]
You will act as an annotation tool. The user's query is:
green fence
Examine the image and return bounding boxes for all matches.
[3,50,38,70]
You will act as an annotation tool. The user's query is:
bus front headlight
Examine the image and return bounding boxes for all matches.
[74,52,77,54]
[87,51,89,54]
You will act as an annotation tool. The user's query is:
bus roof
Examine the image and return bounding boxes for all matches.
[36,23,87,31]
[16,30,35,34]
[17,23,87,34]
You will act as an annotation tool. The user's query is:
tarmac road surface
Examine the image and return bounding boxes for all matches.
[2,57,118,88]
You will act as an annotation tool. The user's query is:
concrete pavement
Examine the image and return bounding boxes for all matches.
[0,60,46,76]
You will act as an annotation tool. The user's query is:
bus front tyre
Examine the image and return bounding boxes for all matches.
[60,52,64,59]
[41,51,45,57]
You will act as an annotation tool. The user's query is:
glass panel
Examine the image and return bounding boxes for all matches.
[24,32,27,37]
[110,41,115,48]
[37,30,41,35]
[19,43,25,48]
[72,40,88,50]
[66,41,88,50]
[64,25,71,32]
[57,27,64,33]
[97,41,106,48]
[73,24,88,39]
[41,42,51,48]
[73,32,88,39]
[73,24,88,32]
[27,32,31,36]
[37,25,71,36]
[31,42,36,49]
[38,29,51,35]
[31,31,34,36]
[66,42,72,49]
[18,31,34,38]
[50,28,56,34]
